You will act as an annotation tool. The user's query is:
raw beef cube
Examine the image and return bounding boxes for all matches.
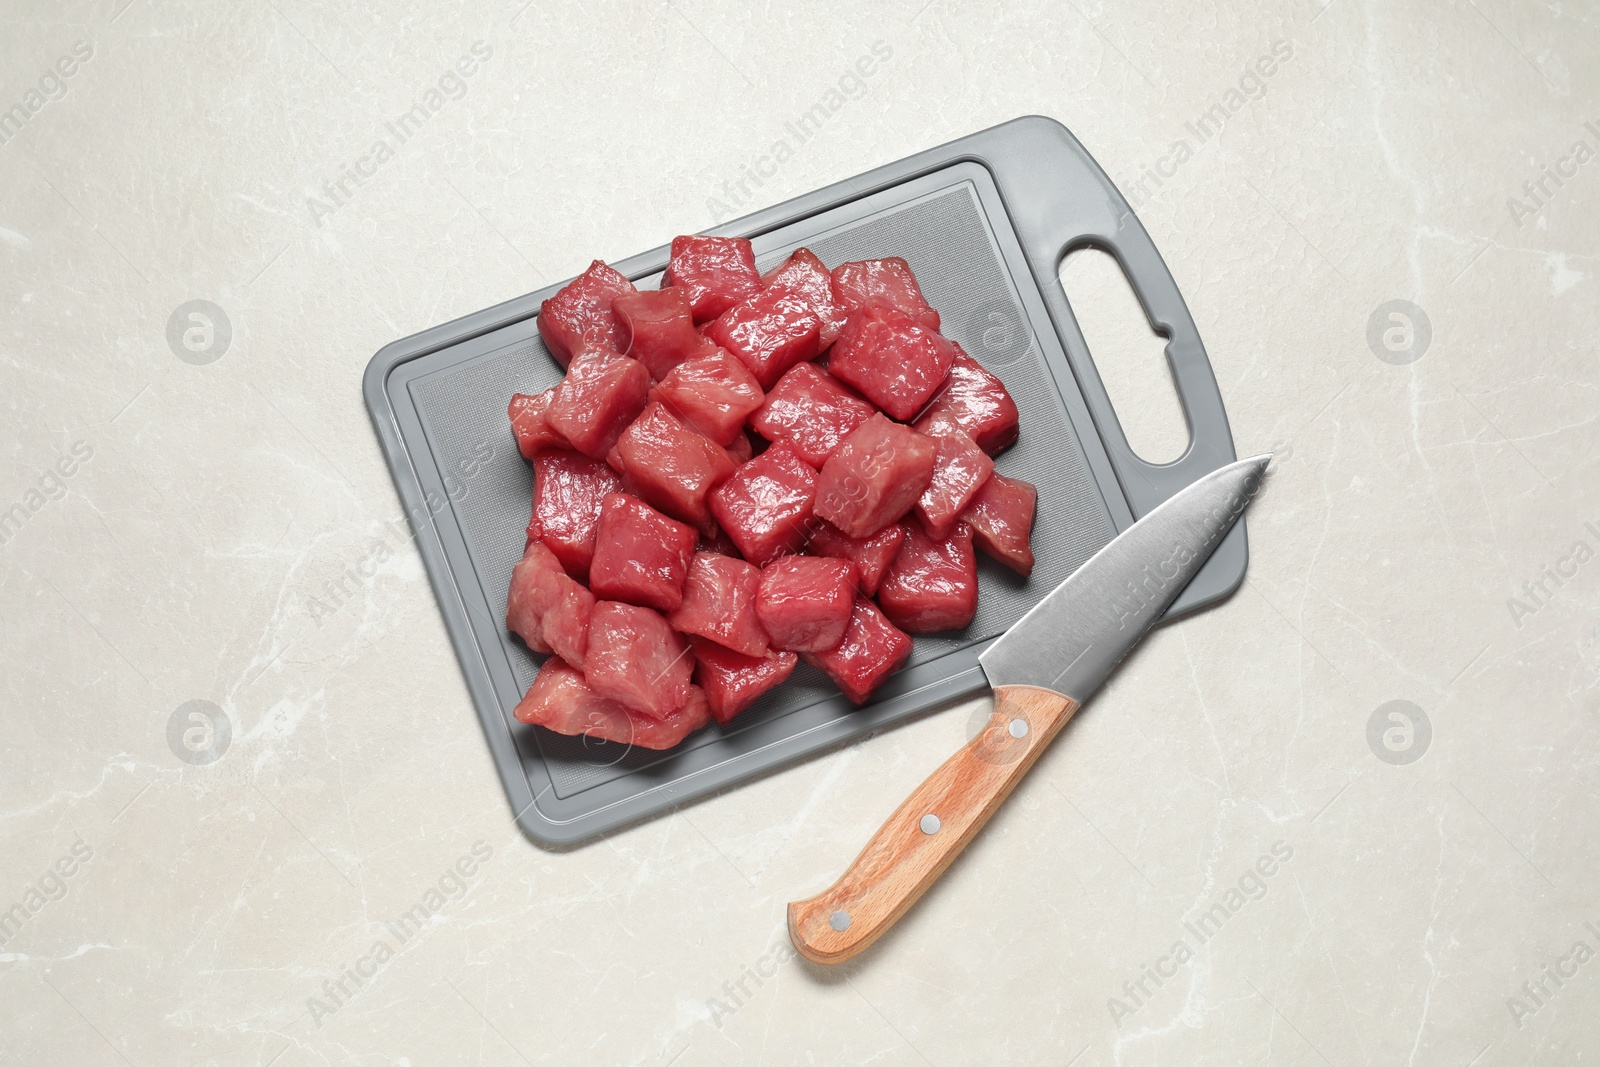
[802,597,913,704]
[545,349,650,459]
[913,346,1020,455]
[725,429,754,464]
[662,235,763,323]
[962,473,1037,576]
[506,543,554,654]
[830,257,940,331]
[815,414,938,538]
[613,400,737,526]
[506,540,568,641]
[755,556,857,652]
[704,287,823,389]
[807,520,906,597]
[877,524,979,633]
[515,658,710,749]
[691,639,797,725]
[762,248,849,347]
[678,686,714,736]
[668,552,768,658]
[509,388,565,459]
[914,429,994,539]
[589,492,696,613]
[612,287,708,381]
[538,589,595,672]
[698,524,741,557]
[749,363,874,467]
[651,347,764,446]
[583,601,695,719]
[708,444,818,565]
[537,260,637,367]
[829,305,957,421]
[533,451,622,580]
[506,541,596,668]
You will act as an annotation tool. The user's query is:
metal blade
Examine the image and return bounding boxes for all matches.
[979,454,1270,702]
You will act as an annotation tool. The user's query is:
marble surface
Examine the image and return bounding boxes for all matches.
[3,1,1598,1063]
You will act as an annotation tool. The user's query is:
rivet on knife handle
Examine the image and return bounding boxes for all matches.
[786,685,1079,965]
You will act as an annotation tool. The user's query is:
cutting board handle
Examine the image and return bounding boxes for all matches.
[787,685,1080,965]
[990,116,1248,619]
[1005,116,1239,507]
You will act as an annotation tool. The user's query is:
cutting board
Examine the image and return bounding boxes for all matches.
[363,116,1245,846]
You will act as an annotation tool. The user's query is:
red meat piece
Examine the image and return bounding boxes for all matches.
[914,429,994,539]
[505,541,596,668]
[583,601,695,719]
[515,658,710,750]
[612,287,708,381]
[725,429,754,464]
[662,235,763,323]
[877,524,979,633]
[830,257,940,331]
[829,305,957,421]
[913,346,1020,455]
[814,414,938,538]
[708,444,818,566]
[533,451,622,580]
[698,524,741,557]
[755,556,857,652]
[508,388,565,459]
[668,552,768,658]
[506,546,552,654]
[762,248,849,347]
[545,349,650,459]
[802,597,913,704]
[612,400,737,526]
[691,639,797,725]
[537,260,637,368]
[749,363,874,467]
[703,287,823,390]
[651,347,764,446]
[807,520,906,597]
[962,473,1037,576]
[539,592,594,672]
[589,492,696,613]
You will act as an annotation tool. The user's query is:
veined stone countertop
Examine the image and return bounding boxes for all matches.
[2,1,1597,1064]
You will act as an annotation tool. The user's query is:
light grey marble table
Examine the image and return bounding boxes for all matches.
[2,1,1597,1064]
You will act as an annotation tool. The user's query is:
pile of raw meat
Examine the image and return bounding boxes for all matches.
[505,236,1038,750]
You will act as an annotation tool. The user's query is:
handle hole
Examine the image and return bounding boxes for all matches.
[1057,248,1190,465]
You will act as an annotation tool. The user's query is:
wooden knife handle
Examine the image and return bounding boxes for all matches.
[787,685,1080,964]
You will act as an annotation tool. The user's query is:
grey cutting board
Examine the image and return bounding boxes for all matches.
[363,116,1245,846]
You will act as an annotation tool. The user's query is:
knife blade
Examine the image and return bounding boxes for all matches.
[788,454,1271,964]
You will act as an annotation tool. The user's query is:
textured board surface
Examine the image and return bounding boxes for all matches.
[365,118,1244,843]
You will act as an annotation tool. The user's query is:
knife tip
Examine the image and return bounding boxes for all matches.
[1229,453,1274,478]
[1225,453,1273,501]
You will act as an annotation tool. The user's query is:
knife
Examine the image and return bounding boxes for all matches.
[787,454,1271,964]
